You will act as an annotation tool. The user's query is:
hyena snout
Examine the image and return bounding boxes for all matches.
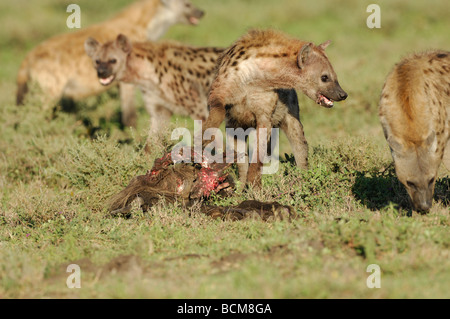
[329,82,348,101]
[97,65,111,78]
[192,8,204,19]
[185,7,204,25]
[410,191,433,212]
[407,182,434,213]
[95,62,115,86]
[337,89,348,101]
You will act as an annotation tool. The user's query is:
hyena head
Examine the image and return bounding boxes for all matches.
[159,0,204,26]
[84,34,132,86]
[387,131,440,212]
[297,40,348,108]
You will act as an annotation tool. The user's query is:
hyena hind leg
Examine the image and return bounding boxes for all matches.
[247,117,273,187]
[280,113,308,169]
[228,132,249,189]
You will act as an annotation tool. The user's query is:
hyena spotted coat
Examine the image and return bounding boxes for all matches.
[85,34,224,141]
[203,29,348,186]
[379,50,450,212]
[16,0,204,127]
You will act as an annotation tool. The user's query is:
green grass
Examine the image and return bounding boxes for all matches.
[0,0,449,299]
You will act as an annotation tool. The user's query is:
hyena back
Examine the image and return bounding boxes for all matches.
[379,50,450,212]
[85,34,224,143]
[204,29,348,186]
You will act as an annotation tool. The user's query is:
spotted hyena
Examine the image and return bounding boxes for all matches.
[16,0,204,127]
[379,50,450,212]
[84,33,224,142]
[202,29,348,186]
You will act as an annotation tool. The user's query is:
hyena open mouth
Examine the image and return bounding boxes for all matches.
[99,75,115,86]
[316,93,334,108]
[188,16,200,25]
[186,10,204,25]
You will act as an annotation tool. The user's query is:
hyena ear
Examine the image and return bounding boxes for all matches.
[318,40,331,51]
[116,34,132,54]
[387,136,404,154]
[424,131,437,152]
[298,43,313,68]
[84,37,100,58]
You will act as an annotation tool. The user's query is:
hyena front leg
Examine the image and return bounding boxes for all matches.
[149,103,173,133]
[280,113,308,169]
[247,116,273,187]
[202,103,227,146]
[144,101,173,152]
[142,90,173,135]
[119,83,137,128]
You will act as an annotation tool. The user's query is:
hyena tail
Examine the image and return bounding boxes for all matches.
[16,59,29,105]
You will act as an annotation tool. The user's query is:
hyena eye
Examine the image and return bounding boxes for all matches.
[95,59,100,65]
[321,75,329,82]
[109,59,117,64]
[406,181,417,189]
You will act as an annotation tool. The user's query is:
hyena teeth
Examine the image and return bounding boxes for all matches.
[317,94,334,107]
[189,17,199,25]
[85,33,224,149]
[17,0,206,123]
[99,75,115,86]
[203,29,346,186]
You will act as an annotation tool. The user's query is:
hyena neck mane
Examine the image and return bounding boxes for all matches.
[234,31,307,88]
[215,29,333,95]
[393,62,430,144]
[207,29,348,113]
[389,51,450,145]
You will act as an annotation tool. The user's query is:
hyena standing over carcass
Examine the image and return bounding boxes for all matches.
[379,50,450,212]
[16,0,204,127]
[84,34,224,145]
[203,29,348,186]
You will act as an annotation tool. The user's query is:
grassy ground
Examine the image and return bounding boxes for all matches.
[0,0,449,299]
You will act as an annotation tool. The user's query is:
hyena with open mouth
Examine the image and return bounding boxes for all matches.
[203,29,348,186]
[85,34,224,146]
